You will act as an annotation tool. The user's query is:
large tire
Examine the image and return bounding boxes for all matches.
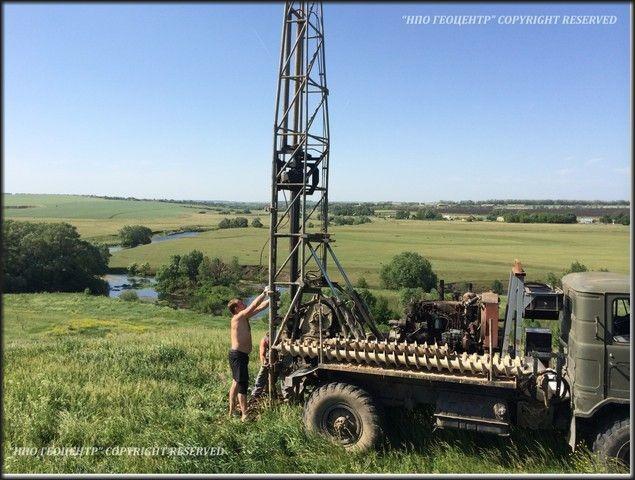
[303,382,383,452]
[592,416,630,465]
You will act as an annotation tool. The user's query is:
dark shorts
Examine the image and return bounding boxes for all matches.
[228,349,249,394]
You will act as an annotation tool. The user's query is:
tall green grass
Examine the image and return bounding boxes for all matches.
[2,294,626,474]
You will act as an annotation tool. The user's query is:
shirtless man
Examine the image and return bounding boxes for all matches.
[227,290,269,421]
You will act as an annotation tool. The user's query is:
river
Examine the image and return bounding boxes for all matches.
[104,274,158,300]
[108,230,201,254]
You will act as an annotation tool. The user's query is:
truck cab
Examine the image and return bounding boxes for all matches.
[561,272,630,464]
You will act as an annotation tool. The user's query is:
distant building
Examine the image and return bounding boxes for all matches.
[578,217,594,224]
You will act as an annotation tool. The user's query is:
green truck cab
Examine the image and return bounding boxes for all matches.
[561,272,630,463]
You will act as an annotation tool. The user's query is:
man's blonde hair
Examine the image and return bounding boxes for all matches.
[227,298,243,315]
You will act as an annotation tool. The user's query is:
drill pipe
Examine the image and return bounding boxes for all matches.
[277,338,532,378]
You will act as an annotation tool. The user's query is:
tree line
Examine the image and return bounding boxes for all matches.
[599,212,630,225]
[500,211,577,224]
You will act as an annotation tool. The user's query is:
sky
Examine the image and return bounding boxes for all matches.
[3,2,631,202]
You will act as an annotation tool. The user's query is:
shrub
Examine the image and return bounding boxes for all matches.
[545,261,589,288]
[139,262,152,276]
[491,280,505,295]
[119,290,139,302]
[118,225,153,247]
[219,217,249,229]
[380,251,438,291]
[356,277,369,289]
[155,251,243,310]
[190,284,238,315]
[356,288,376,311]
[567,261,588,274]
[545,272,560,288]
[329,215,371,226]
[399,287,425,308]
[599,212,630,225]
[372,296,395,325]
[251,218,263,228]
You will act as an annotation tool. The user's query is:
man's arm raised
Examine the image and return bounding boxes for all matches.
[240,290,268,319]
[252,298,270,316]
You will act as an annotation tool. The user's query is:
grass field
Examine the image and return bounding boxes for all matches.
[3,293,627,474]
[107,219,629,288]
[5,194,628,288]
[3,194,267,243]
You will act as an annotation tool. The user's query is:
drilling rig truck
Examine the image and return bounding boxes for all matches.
[264,1,630,465]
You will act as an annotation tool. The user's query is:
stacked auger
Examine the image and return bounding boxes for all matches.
[277,337,533,379]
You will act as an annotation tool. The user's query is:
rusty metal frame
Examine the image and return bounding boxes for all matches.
[267,1,332,398]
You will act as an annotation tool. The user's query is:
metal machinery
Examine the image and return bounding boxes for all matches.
[266,0,383,395]
[266,1,555,392]
[262,3,629,462]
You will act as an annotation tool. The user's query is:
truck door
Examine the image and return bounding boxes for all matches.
[605,295,630,398]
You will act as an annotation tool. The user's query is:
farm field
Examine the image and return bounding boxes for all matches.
[5,194,630,287]
[3,194,266,243]
[2,293,626,474]
[107,219,630,287]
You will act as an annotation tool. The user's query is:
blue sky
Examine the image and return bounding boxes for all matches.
[3,2,631,201]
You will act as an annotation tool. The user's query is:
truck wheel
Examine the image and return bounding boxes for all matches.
[303,382,382,452]
[593,416,630,465]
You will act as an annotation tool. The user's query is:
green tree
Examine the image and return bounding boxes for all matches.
[178,250,204,282]
[372,296,395,325]
[118,225,153,248]
[139,262,152,276]
[251,217,263,228]
[356,276,369,289]
[190,284,238,315]
[491,279,505,295]
[380,251,438,291]
[127,263,139,276]
[356,288,376,311]
[395,210,410,220]
[413,208,443,220]
[232,217,249,228]
[3,220,109,294]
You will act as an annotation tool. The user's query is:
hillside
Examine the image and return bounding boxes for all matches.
[2,294,625,474]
